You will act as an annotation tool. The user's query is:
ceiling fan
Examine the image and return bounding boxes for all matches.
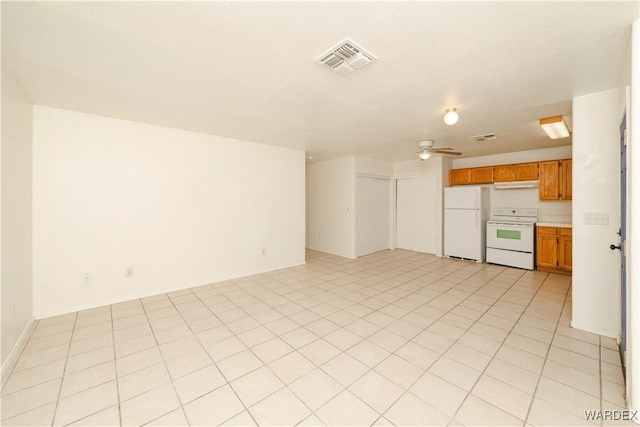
[413,140,462,160]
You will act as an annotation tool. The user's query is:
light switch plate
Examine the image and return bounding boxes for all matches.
[584,212,609,225]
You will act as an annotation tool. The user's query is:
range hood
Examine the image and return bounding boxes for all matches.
[494,180,539,189]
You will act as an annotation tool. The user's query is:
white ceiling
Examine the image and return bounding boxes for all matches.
[3,2,638,162]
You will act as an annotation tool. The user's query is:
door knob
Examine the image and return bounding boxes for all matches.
[610,244,621,251]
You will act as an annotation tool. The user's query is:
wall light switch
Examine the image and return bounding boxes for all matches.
[584,212,609,225]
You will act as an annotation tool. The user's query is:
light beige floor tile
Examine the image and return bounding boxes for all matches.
[269,351,315,384]
[165,348,212,379]
[113,322,153,344]
[409,371,467,417]
[527,397,598,427]
[324,328,362,351]
[159,335,201,361]
[230,366,284,407]
[385,392,451,426]
[496,344,546,374]
[237,325,276,348]
[552,334,600,359]
[252,337,294,364]
[3,359,65,393]
[472,374,533,420]
[265,317,300,335]
[375,354,424,389]
[23,331,73,355]
[120,383,180,426]
[60,360,116,398]
[315,390,379,427]
[67,405,120,426]
[321,353,369,387]
[31,320,75,340]
[504,333,550,358]
[226,316,260,335]
[289,368,343,411]
[455,394,523,426]
[249,387,311,426]
[306,318,341,337]
[602,379,627,407]
[458,331,502,355]
[368,329,408,352]
[345,318,380,338]
[217,349,263,381]
[542,359,600,397]
[114,333,157,358]
[1,379,61,420]
[535,377,600,419]
[196,325,234,346]
[54,381,118,426]
[547,346,599,376]
[173,364,227,404]
[13,343,69,372]
[116,347,163,377]
[154,323,193,345]
[349,370,403,413]
[413,329,455,354]
[446,342,493,371]
[69,332,113,357]
[485,358,540,394]
[113,313,148,330]
[1,402,56,427]
[145,408,190,426]
[298,414,325,426]
[118,363,171,401]
[280,327,319,349]
[222,410,257,426]
[428,356,481,391]
[347,340,391,368]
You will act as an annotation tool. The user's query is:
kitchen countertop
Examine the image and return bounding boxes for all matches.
[536,222,572,228]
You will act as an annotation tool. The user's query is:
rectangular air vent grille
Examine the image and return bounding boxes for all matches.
[316,38,376,76]
[471,133,498,142]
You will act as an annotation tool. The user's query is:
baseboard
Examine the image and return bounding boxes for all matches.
[1,317,36,389]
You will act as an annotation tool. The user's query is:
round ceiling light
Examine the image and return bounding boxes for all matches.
[444,107,459,126]
[419,151,432,160]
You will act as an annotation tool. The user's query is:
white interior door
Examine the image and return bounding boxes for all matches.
[414,175,437,254]
[375,178,390,252]
[396,178,414,250]
[357,176,376,257]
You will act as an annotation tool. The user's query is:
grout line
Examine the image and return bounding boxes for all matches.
[49,311,78,427]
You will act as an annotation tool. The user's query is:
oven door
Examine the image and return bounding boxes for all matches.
[486,222,534,252]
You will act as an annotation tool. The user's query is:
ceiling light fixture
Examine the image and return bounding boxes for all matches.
[419,151,432,161]
[539,115,571,139]
[444,107,459,126]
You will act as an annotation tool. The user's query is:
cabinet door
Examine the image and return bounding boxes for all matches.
[536,227,558,270]
[560,159,572,200]
[515,162,539,181]
[470,167,493,184]
[558,228,572,271]
[539,161,559,200]
[493,165,515,182]
[449,169,471,186]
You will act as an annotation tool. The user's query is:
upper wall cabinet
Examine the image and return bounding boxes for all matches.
[450,161,541,186]
[539,159,572,201]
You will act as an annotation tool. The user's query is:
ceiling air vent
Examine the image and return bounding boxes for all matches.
[316,39,376,76]
[471,133,498,142]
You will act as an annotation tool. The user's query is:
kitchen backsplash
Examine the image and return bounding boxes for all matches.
[483,186,572,223]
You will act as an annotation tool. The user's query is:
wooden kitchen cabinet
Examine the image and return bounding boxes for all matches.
[449,168,471,185]
[470,167,493,184]
[515,162,539,180]
[539,159,571,201]
[493,164,515,182]
[536,226,572,273]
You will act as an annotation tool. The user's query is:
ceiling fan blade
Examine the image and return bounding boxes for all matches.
[431,147,455,151]
[435,151,463,156]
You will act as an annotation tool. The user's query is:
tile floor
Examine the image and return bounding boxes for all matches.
[1,250,632,426]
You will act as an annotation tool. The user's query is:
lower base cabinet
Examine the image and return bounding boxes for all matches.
[536,226,572,274]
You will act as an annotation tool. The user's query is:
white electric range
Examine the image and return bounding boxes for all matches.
[486,208,538,270]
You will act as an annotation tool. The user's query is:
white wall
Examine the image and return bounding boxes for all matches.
[627,19,639,415]
[1,66,34,375]
[33,107,305,318]
[394,157,445,256]
[306,156,355,258]
[355,157,393,177]
[571,88,626,338]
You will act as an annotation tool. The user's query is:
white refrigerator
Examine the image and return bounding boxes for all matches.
[444,186,490,262]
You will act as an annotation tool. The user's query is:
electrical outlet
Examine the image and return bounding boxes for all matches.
[83,273,92,285]
[262,249,267,256]
[125,267,134,278]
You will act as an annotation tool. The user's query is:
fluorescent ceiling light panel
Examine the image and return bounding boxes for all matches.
[540,115,570,139]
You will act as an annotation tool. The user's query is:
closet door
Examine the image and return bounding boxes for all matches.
[374,178,390,252]
[396,178,414,250]
[356,176,376,257]
[413,175,437,254]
